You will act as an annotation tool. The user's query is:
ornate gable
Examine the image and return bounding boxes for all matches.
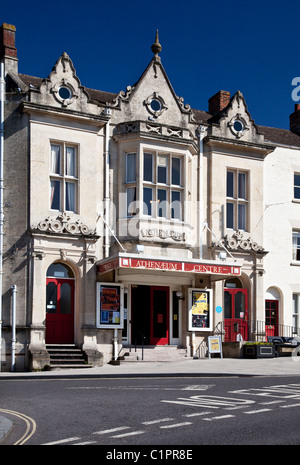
[29,52,102,116]
[207,91,265,146]
[111,32,195,128]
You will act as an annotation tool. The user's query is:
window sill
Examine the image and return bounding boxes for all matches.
[291,261,300,266]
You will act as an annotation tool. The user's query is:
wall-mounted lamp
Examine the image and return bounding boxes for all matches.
[176,291,185,301]
[218,251,227,261]
[135,244,144,254]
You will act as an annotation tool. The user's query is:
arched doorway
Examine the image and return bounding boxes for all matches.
[46,263,75,344]
[224,278,248,342]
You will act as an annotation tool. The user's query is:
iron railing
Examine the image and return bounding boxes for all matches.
[193,320,300,358]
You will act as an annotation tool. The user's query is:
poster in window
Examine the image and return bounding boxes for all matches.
[97,283,124,328]
[188,288,212,331]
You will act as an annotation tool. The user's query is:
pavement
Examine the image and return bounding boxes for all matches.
[1,356,300,441]
[1,355,300,379]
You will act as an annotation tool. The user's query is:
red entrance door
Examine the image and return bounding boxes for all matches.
[224,289,248,341]
[150,286,169,345]
[265,300,279,338]
[46,278,74,344]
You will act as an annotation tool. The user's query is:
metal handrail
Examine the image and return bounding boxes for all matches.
[135,330,146,360]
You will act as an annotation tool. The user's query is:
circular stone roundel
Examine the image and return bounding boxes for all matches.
[144,92,167,118]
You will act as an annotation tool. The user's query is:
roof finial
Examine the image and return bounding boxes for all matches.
[151,29,162,56]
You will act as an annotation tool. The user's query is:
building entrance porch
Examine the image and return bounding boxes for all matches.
[131,285,170,345]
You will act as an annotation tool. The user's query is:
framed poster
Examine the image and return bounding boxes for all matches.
[96,283,124,329]
[188,288,212,331]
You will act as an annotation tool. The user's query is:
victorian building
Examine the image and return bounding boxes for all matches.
[1,24,300,371]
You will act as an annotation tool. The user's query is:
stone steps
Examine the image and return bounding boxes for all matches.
[119,346,188,362]
[46,344,92,369]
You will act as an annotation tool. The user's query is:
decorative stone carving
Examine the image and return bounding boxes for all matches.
[146,123,162,134]
[167,127,182,137]
[35,212,96,236]
[219,230,264,252]
[141,228,185,242]
[176,95,191,113]
[144,92,168,118]
[111,85,135,107]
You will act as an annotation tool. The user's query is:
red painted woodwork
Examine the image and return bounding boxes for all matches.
[265,300,279,338]
[46,278,74,344]
[150,287,169,345]
[224,288,248,342]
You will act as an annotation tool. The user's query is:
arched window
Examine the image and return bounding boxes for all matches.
[46,263,74,279]
[224,277,243,289]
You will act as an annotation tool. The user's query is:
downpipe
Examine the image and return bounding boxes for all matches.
[0,60,4,371]
[11,285,17,371]
[197,125,205,259]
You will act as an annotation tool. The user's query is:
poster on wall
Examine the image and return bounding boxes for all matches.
[188,288,212,331]
[97,283,124,329]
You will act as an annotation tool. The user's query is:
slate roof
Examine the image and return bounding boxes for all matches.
[18,73,300,149]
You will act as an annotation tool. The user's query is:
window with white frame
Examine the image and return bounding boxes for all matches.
[226,169,248,230]
[294,173,300,199]
[124,150,184,220]
[125,152,137,216]
[292,294,300,334]
[143,151,183,220]
[50,143,78,213]
[292,231,300,261]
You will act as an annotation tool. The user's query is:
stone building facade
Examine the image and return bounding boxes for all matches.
[1,24,300,371]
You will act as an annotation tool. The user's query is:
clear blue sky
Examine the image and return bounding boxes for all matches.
[2,0,300,129]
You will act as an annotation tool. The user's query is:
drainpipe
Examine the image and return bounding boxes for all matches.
[197,125,205,259]
[11,285,17,372]
[103,109,118,361]
[103,110,111,258]
[113,328,118,362]
[0,60,4,371]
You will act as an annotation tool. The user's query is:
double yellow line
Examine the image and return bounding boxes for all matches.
[0,408,36,445]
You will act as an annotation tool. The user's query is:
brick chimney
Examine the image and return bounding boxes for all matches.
[290,104,300,135]
[208,90,230,115]
[0,23,18,75]
[0,23,17,60]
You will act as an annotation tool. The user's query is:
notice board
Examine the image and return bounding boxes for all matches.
[208,335,223,358]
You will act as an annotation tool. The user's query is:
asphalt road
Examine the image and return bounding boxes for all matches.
[1,375,300,449]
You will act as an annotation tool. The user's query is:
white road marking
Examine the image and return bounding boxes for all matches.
[203,414,235,421]
[280,403,300,408]
[111,430,145,438]
[142,418,174,425]
[93,426,130,435]
[184,411,213,417]
[259,400,286,405]
[160,422,192,429]
[42,437,81,445]
[244,408,272,415]
[182,385,214,391]
[74,441,97,445]
[161,395,255,409]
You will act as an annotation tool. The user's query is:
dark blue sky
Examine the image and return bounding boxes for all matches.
[2,0,300,129]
